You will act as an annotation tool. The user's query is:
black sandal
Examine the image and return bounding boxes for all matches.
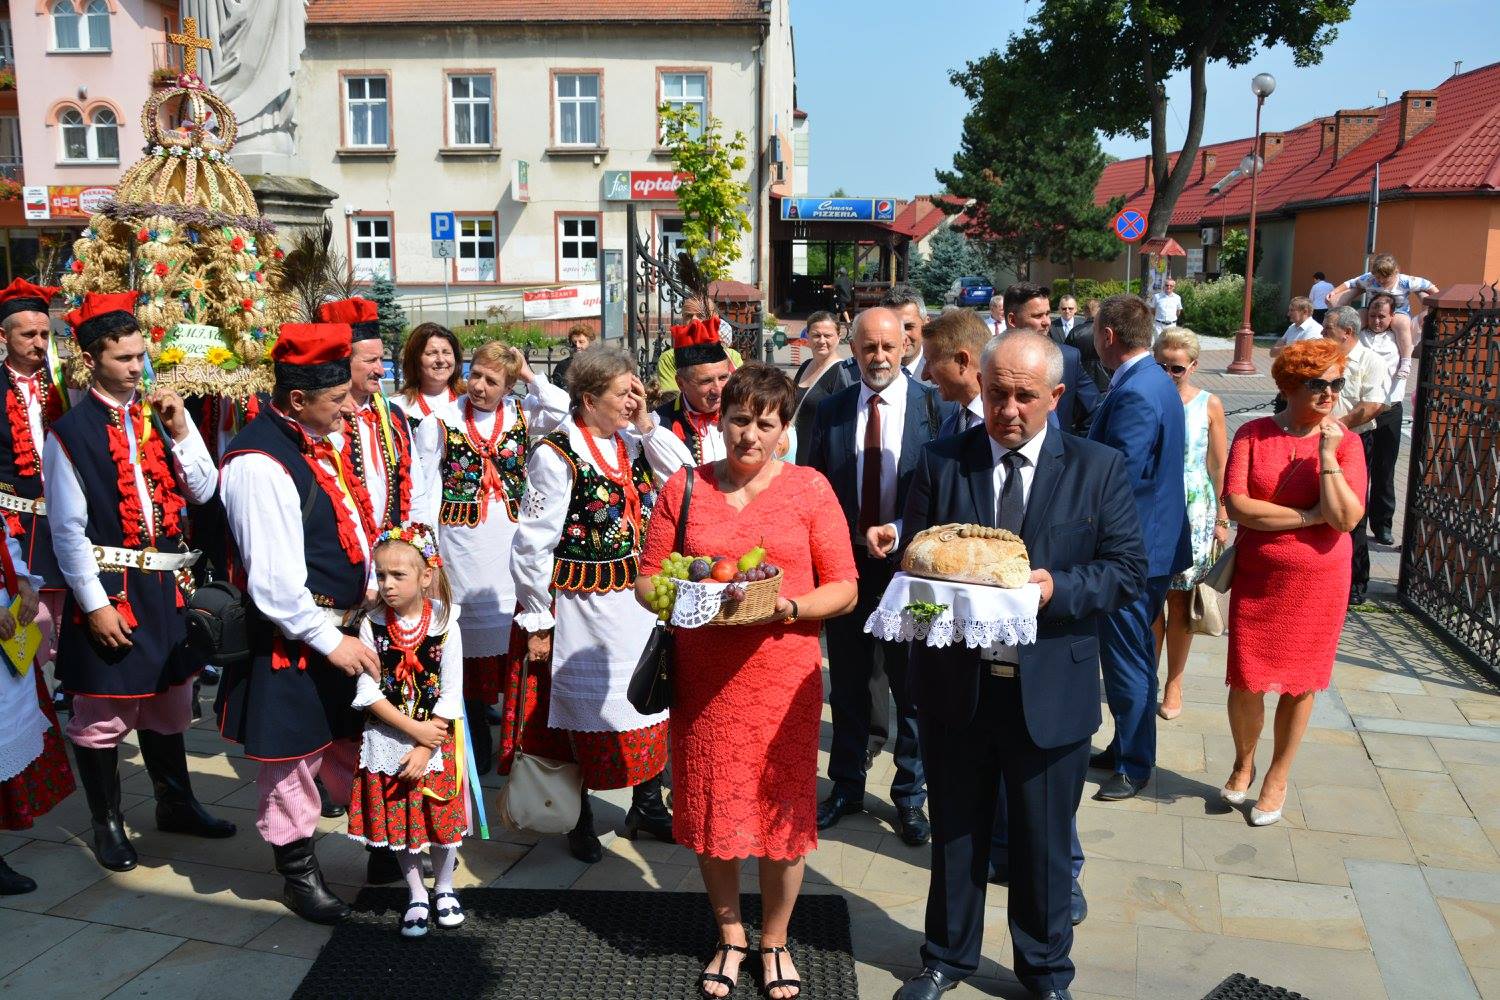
[700,941,750,998]
[759,945,801,999]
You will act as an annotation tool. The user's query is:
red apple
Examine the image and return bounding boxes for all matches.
[711,558,738,582]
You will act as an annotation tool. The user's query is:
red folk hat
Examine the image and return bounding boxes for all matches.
[64,291,141,351]
[0,279,61,323]
[316,297,381,342]
[272,322,353,390]
[670,317,728,370]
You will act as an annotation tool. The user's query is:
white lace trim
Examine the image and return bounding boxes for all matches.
[359,724,445,778]
[862,571,1041,650]
[0,714,50,783]
[865,606,1037,648]
[518,486,548,521]
[668,579,733,629]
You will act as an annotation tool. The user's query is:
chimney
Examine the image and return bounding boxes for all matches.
[1199,149,1217,181]
[1333,109,1381,161]
[1399,90,1438,146]
[1319,118,1337,155]
[1259,132,1286,163]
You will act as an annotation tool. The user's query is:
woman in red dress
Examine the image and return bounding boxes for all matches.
[639,363,856,1000]
[1222,338,1366,828]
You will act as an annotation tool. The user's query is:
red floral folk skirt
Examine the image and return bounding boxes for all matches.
[497,620,667,791]
[1,672,76,831]
[346,734,466,851]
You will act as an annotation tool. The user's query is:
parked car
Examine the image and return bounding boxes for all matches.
[945,275,994,308]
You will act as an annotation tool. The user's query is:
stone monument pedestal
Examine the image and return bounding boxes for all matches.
[241,173,338,238]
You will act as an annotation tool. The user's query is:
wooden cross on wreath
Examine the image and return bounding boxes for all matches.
[168,17,213,76]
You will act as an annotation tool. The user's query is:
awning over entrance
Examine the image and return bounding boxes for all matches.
[1140,237,1186,256]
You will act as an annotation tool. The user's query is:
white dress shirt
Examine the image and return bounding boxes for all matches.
[1107,350,1151,392]
[41,390,216,615]
[1276,316,1323,348]
[1357,328,1403,404]
[1152,291,1182,327]
[906,352,927,381]
[855,371,909,531]
[1334,342,1391,435]
[961,392,985,431]
[983,425,1048,665]
[220,411,372,657]
[341,394,439,529]
[352,600,464,776]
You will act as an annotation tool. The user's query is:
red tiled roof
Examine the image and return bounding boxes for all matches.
[1095,60,1500,228]
[307,0,767,24]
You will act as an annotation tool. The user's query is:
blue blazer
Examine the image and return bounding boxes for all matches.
[1087,355,1192,579]
[1054,342,1100,436]
[900,426,1147,744]
[805,376,955,549]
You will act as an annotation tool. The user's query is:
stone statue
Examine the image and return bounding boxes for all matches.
[180,0,307,172]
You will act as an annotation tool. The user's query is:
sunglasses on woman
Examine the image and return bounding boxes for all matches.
[1158,362,1189,376]
[1303,377,1346,395]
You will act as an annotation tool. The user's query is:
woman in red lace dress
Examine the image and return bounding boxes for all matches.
[1222,339,1366,828]
[639,363,857,1000]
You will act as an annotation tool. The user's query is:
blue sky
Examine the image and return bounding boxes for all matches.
[793,0,1500,197]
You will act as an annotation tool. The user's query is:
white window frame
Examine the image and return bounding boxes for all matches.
[456,216,496,283]
[660,72,707,138]
[557,215,599,282]
[553,73,600,147]
[351,216,393,281]
[89,106,118,161]
[52,0,111,52]
[344,74,390,149]
[447,74,493,147]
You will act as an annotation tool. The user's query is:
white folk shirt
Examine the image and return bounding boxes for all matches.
[6,366,48,482]
[352,600,464,776]
[855,371,909,532]
[1334,341,1391,435]
[41,390,216,615]
[219,411,372,657]
[1276,316,1323,348]
[982,425,1047,665]
[679,397,728,465]
[340,394,442,528]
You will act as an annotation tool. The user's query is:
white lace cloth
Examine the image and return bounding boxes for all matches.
[864,572,1041,648]
[669,579,732,628]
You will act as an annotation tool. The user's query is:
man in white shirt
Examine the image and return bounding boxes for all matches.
[1309,271,1334,322]
[1357,293,1405,547]
[1270,296,1323,359]
[883,283,930,380]
[1322,306,1389,605]
[984,293,1006,333]
[921,309,988,437]
[1151,278,1182,338]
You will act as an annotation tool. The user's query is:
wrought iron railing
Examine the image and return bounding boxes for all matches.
[1398,285,1500,672]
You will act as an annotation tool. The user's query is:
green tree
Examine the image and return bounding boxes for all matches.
[658,103,751,286]
[366,273,407,356]
[938,34,1121,280]
[1217,227,1263,276]
[1014,1,1353,239]
[909,226,987,306]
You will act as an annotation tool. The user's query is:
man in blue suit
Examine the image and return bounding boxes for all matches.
[805,306,955,846]
[1087,294,1192,800]
[875,331,1146,1000]
[1004,283,1099,436]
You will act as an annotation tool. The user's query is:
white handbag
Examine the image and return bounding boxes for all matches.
[497,653,583,835]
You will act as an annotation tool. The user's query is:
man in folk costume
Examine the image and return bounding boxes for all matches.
[43,292,235,873]
[651,317,733,466]
[315,297,436,530]
[216,321,382,924]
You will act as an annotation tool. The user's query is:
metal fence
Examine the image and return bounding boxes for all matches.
[1398,284,1500,672]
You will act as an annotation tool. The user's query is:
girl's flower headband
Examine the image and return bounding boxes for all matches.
[375,522,443,569]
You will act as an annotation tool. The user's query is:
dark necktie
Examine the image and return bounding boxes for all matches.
[996,450,1026,532]
[858,393,884,533]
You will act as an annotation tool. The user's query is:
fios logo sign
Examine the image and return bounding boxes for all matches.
[631,171,690,199]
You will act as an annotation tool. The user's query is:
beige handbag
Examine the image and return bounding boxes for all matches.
[497,653,582,835]
[1188,581,1226,636]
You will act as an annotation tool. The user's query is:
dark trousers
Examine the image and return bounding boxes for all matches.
[826,548,925,808]
[992,786,1084,879]
[1100,574,1173,782]
[920,674,1088,992]
[1352,430,1375,592]
[1367,402,1403,535]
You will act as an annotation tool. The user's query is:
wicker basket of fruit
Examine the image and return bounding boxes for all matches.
[649,546,783,627]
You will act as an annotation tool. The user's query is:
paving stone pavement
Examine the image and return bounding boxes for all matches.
[6,345,1468,999]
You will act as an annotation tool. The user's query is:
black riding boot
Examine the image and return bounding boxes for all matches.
[71,745,137,871]
[316,776,345,818]
[137,730,237,838]
[273,838,350,924]
[466,699,493,775]
[624,774,675,843]
[567,794,603,864]
[0,854,36,895]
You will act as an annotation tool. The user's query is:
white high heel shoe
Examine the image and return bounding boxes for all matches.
[1250,803,1283,827]
[1220,767,1256,806]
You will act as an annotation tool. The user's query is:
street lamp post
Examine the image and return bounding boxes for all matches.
[1229,72,1276,375]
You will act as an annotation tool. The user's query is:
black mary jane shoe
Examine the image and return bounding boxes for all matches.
[758,945,802,999]
[400,899,431,939]
[700,941,750,998]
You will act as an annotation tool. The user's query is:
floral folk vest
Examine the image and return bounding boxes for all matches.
[438,405,529,527]
[371,620,446,722]
[539,430,658,594]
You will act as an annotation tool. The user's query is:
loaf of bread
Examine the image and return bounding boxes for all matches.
[901,523,1031,589]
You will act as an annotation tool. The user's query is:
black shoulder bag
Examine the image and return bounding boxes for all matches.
[627,467,694,715]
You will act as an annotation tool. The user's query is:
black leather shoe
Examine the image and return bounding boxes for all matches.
[138,730,237,839]
[1071,878,1087,925]
[1375,528,1395,546]
[893,967,959,999]
[72,745,138,872]
[1087,749,1116,770]
[1349,587,1367,607]
[816,789,864,830]
[896,805,931,846]
[316,777,345,819]
[1034,990,1074,1000]
[568,796,604,864]
[988,860,1009,885]
[1094,772,1147,801]
[273,838,350,924]
[623,776,675,843]
[0,855,36,895]
[199,665,221,685]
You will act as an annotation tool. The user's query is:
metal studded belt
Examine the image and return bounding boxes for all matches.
[0,492,45,517]
[91,545,201,572]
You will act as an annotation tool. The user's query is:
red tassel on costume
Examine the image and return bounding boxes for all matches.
[271,633,307,671]
[110,595,138,629]
[6,386,39,479]
[3,513,21,538]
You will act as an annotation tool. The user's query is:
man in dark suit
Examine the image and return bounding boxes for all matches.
[1087,294,1192,800]
[805,306,955,846]
[919,309,988,438]
[1066,318,1109,394]
[874,331,1146,1000]
[1047,294,1081,345]
[1005,283,1099,436]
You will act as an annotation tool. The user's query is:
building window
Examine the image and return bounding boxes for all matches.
[554,73,600,147]
[352,216,393,280]
[58,105,118,162]
[0,20,13,67]
[558,216,599,281]
[344,75,390,148]
[448,74,492,147]
[658,217,686,260]
[90,107,118,160]
[660,72,707,137]
[53,0,111,52]
[457,217,496,282]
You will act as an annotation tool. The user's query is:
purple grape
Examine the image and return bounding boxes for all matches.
[688,559,712,582]
[724,583,747,601]
[761,563,779,577]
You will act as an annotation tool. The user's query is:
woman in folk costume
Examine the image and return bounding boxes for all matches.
[43,292,235,874]
[505,346,689,863]
[416,340,568,773]
[0,518,75,895]
[391,322,465,427]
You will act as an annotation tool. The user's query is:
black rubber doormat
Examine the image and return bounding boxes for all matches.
[1203,973,1309,999]
[292,887,859,999]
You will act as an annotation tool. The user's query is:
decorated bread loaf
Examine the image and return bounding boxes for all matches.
[901,523,1031,589]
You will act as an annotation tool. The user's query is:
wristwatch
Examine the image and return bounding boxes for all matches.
[784,599,799,624]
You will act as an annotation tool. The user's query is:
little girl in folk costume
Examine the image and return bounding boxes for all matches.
[346,523,467,938]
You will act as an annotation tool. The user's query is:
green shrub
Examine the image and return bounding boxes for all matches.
[1176,276,1283,338]
[1049,277,1144,306]
[455,322,556,353]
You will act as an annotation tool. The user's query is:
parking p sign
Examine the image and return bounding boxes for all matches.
[430,212,456,241]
